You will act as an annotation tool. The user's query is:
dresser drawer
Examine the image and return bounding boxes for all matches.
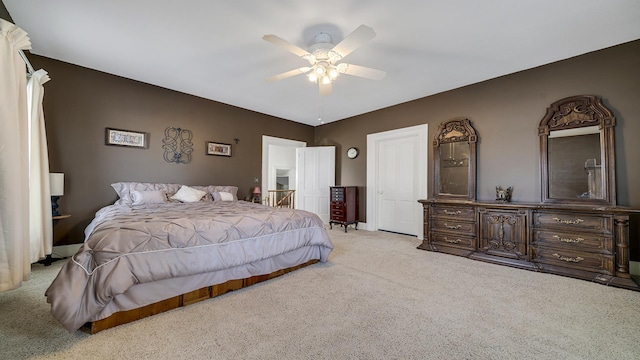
[532,230,613,255]
[431,218,476,236]
[331,208,345,217]
[532,212,612,233]
[531,246,614,275]
[331,188,345,200]
[431,205,475,219]
[431,231,475,250]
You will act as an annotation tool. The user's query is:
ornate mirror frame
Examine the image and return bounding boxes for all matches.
[433,118,477,200]
[539,95,616,205]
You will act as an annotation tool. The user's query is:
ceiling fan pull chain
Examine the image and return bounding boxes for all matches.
[318,87,324,123]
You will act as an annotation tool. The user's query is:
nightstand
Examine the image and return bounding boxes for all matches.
[38,214,71,266]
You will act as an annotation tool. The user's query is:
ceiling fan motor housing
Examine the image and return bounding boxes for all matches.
[307,33,340,63]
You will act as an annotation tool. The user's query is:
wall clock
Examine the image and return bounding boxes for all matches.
[347,147,359,159]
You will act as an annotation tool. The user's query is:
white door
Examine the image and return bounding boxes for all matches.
[367,124,428,238]
[377,136,419,235]
[296,146,335,223]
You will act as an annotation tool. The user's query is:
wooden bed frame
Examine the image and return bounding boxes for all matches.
[83,259,318,334]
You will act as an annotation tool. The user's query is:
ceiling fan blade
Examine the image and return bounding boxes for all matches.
[330,25,376,59]
[338,63,386,80]
[263,34,311,58]
[319,81,332,96]
[266,67,312,82]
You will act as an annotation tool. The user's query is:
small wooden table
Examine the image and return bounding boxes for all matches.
[38,214,71,266]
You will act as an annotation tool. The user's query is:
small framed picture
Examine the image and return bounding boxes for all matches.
[105,128,148,148]
[206,141,232,157]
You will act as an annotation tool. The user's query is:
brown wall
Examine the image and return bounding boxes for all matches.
[30,56,315,245]
[315,40,640,259]
[316,40,640,210]
[4,0,639,254]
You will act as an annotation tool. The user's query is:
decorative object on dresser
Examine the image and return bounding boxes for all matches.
[329,186,359,232]
[418,96,639,291]
[162,127,194,163]
[49,172,64,216]
[432,117,477,200]
[495,186,512,202]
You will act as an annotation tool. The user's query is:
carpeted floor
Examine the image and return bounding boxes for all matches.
[1,229,639,359]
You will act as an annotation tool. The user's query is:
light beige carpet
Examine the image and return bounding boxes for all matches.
[1,229,639,360]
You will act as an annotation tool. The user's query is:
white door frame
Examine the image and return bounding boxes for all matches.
[262,136,306,201]
[366,124,428,239]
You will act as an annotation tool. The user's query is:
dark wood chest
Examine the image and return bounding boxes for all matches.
[329,186,358,232]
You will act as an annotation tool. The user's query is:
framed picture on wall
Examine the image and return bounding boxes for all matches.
[105,128,149,148]
[206,141,232,157]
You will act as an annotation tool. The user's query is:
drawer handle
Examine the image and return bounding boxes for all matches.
[443,210,462,215]
[552,253,585,263]
[444,223,462,230]
[552,235,584,243]
[443,237,461,244]
[552,217,584,225]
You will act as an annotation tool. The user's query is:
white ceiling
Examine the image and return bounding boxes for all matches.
[5,0,640,126]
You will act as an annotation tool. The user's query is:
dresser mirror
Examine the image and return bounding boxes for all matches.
[539,95,616,205]
[433,118,477,200]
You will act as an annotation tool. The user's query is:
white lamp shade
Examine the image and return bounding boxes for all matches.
[50,173,64,196]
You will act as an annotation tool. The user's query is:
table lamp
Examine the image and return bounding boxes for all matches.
[253,186,261,202]
[50,173,64,216]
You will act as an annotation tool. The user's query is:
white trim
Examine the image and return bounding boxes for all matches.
[366,124,428,239]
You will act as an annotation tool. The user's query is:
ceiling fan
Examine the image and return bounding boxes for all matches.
[263,25,386,96]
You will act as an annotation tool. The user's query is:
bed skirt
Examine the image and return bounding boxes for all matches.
[83,258,319,334]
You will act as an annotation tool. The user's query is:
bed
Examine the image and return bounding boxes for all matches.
[45,182,334,333]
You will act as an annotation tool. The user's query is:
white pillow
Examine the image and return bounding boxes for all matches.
[219,191,234,201]
[131,190,167,205]
[170,185,207,203]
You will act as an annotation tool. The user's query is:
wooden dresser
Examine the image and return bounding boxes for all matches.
[329,186,358,232]
[418,199,640,291]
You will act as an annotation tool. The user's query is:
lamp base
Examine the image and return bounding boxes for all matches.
[51,196,60,217]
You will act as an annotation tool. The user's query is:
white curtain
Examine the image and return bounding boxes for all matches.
[28,69,53,262]
[0,19,32,291]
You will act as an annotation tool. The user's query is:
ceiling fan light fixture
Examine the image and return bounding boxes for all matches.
[315,66,325,75]
[328,67,339,79]
[308,73,318,82]
[321,75,331,85]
